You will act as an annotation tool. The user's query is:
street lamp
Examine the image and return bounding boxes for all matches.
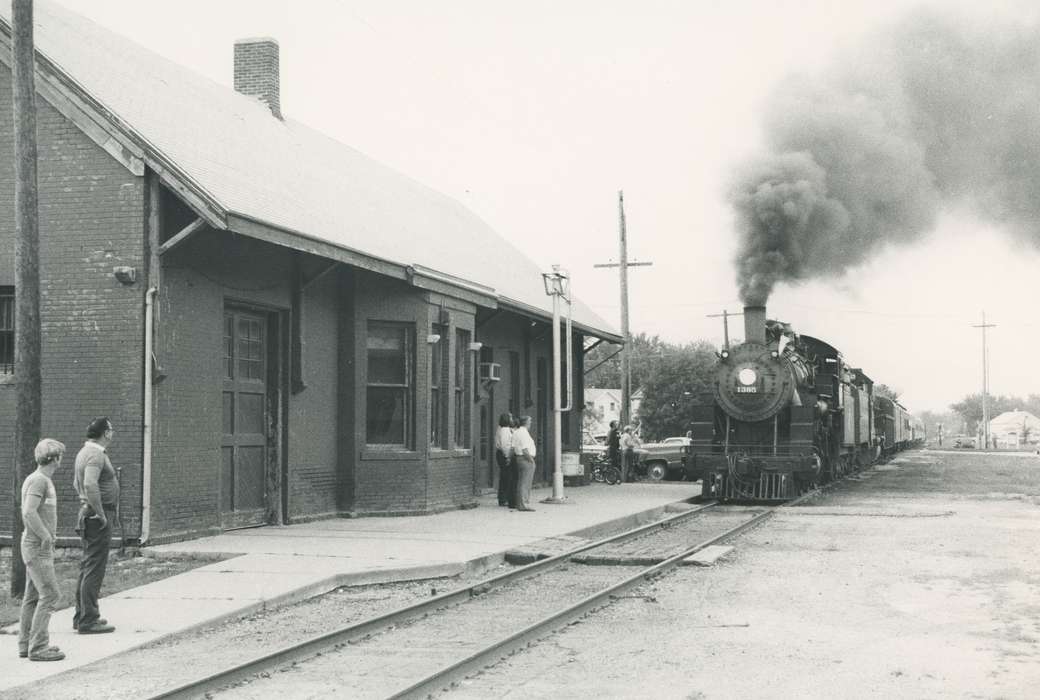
[542,265,572,503]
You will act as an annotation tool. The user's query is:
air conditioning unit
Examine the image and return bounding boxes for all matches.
[479,362,502,382]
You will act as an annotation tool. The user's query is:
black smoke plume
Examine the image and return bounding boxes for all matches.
[731,9,1040,305]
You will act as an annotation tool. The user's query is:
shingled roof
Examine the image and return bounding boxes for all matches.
[0,1,619,340]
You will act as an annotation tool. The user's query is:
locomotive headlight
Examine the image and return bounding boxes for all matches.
[720,350,730,360]
[738,368,757,386]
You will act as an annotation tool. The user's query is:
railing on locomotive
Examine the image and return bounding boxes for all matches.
[683,443,814,457]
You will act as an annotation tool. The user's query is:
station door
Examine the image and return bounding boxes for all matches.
[222,308,272,529]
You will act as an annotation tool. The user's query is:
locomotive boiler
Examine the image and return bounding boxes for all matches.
[683,306,881,501]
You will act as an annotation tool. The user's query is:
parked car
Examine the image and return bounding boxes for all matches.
[582,432,608,457]
[954,436,976,449]
[640,436,692,481]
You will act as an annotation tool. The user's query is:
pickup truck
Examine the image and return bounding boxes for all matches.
[640,436,692,481]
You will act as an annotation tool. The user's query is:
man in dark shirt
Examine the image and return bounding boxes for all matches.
[607,420,621,471]
[72,417,119,634]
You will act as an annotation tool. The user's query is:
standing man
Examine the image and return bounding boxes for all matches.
[18,439,67,662]
[513,416,537,512]
[607,420,621,473]
[72,417,118,634]
[495,413,516,508]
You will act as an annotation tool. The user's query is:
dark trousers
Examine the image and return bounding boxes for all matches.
[497,451,518,507]
[74,511,112,628]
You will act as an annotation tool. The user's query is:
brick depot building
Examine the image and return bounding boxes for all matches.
[0,2,618,544]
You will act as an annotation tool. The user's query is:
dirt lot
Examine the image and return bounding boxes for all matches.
[451,450,1040,699]
[10,449,1040,699]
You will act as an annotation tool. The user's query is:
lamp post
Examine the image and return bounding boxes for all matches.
[542,265,572,503]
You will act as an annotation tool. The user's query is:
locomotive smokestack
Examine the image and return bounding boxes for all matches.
[744,305,766,345]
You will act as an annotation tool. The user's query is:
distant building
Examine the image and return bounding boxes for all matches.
[988,410,1040,448]
[584,388,643,436]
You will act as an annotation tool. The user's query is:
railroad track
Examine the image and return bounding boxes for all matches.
[150,491,821,700]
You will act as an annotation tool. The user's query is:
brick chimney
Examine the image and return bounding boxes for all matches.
[234,37,282,119]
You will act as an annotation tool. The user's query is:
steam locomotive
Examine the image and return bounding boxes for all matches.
[682,305,924,501]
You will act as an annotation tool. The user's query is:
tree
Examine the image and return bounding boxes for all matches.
[636,340,718,440]
[585,332,666,392]
[950,393,1020,434]
[874,383,901,402]
[582,403,604,439]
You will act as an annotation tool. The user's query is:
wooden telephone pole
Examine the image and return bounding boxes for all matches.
[10,0,43,597]
[593,191,651,428]
[972,312,995,450]
[707,309,745,350]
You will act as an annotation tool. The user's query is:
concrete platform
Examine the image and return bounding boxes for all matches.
[1,481,698,691]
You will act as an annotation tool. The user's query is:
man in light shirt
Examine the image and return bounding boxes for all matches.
[18,439,67,662]
[513,416,537,511]
[495,413,516,508]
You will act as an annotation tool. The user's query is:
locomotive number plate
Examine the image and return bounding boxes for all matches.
[735,386,758,393]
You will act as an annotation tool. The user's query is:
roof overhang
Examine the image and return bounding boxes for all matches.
[498,297,623,344]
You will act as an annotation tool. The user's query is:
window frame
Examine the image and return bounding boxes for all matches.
[430,323,446,449]
[0,287,13,376]
[365,321,415,449]
[454,328,471,448]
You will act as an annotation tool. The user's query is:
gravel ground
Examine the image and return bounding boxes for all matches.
[5,573,496,700]
[13,449,1040,700]
[448,450,1040,699]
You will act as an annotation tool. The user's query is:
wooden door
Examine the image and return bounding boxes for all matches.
[222,309,270,529]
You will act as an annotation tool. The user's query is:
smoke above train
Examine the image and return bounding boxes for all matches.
[730,8,1040,305]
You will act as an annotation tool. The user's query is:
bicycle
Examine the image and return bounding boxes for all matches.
[590,454,622,485]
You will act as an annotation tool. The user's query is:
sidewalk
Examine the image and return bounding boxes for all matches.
[1,482,699,692]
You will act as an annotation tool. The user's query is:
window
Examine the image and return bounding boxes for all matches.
[0,288,12,375]
[430,324,445,447]
[455,329,470,448]
[509,350,520,414]
[366,322,414,447]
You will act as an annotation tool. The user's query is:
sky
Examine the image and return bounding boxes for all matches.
[49,0,1040,414]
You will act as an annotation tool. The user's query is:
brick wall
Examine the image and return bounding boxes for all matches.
[350,271,431,514]
[0,63,145,539]
[287,268,339,519]
[154,231,344,539]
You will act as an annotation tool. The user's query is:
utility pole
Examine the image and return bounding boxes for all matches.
[10,0,43,597]
[972,312,995,451]
[707,309,745,350]
[593,191,651,429]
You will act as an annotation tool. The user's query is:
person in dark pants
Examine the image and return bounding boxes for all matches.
[495,412,516,508]
[72,417,119,634]
[607,420,621,473]
[513,416,537,511]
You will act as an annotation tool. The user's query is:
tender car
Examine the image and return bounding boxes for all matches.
[640,436,692,481]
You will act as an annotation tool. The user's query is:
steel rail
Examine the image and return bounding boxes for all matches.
[148,499,718,700]
[389,489,820,699]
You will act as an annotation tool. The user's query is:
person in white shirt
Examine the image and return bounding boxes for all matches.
[495,413,516,508]
[513,416,537,511]
[621,425,642,482]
